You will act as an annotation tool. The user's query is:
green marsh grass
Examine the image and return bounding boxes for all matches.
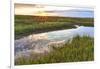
[15,36,94,65]
[15,15,94,39]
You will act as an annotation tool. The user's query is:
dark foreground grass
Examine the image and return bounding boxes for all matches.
[15,36,94,65]
[15,15,94,39]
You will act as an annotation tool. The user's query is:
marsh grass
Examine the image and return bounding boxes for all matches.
[15,15,94,39]
[15,36,94,65]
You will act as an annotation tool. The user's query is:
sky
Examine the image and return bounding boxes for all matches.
[14,0,95,8]
[14,0,94,18]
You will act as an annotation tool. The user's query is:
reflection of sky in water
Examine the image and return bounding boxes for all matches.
[47,26,94,41]
[15,26,94,56]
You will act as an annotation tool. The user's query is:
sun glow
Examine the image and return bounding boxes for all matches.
[36,11,48,16]
[34,11,58,16]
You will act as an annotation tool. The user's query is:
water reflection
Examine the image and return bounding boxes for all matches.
[15,26,94,58]
[47,26,94,41]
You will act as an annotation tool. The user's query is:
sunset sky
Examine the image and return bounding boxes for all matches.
[14,0,94,18]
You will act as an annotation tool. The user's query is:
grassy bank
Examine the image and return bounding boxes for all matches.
[15,15,94,39]
[15,36,94,65]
